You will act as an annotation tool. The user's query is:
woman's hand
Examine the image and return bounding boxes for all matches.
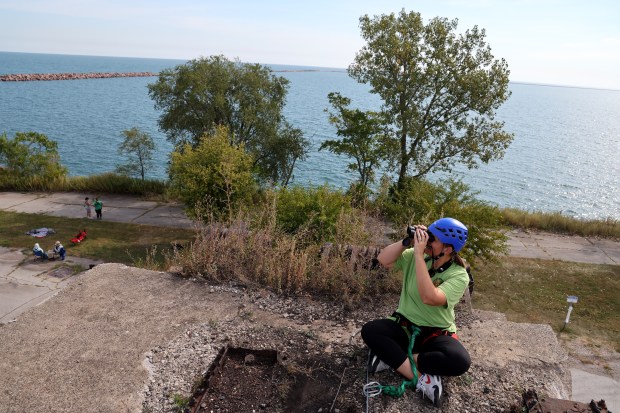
[413,226,429,256]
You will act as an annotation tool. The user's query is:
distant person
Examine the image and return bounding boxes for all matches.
[84,197,92,218]
[93,197,103,220]
[33,243,49,260]
[54,241,66,260]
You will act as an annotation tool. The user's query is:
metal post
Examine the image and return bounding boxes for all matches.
[562,295,579,331]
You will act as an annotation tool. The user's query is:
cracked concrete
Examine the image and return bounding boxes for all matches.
[506,228,618,265]
[0,247,102,323]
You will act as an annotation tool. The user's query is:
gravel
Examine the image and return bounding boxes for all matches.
[142,282,572,413]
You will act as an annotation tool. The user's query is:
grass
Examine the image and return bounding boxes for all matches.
[473,257,620,351]
[0,211,196,267]
[501,208,620,239]
[0,173,169,197]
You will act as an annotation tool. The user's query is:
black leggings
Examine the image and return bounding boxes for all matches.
[361,318,471,376]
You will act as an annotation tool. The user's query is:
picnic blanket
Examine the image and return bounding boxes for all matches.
[25,228,56,238]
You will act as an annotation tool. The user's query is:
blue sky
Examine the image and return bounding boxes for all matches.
[1,0,618,89]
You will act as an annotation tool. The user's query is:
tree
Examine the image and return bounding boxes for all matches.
[0,132,67,179]
[320,92,393,191]
[256,121,310,187]
[348,10,514,189]
[115,127,156,181]
[168,126,257,219]
[148,55,309,186]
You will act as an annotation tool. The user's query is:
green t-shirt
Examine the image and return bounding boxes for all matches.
[94,200,103,211]
[394,248,469,333]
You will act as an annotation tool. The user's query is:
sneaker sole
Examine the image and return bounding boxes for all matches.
[433,385,441,407]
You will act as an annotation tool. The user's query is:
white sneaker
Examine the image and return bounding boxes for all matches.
[416,373,442,407]
[367,351,390,373]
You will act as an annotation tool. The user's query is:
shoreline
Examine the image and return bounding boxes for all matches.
[0,72,156,81]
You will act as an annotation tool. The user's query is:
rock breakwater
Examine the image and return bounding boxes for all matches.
[0,72,156,81]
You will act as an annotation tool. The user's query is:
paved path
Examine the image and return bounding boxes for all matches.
[506,229,619,265]
[0,191,193,228]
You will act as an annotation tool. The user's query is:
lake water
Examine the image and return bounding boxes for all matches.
[1,51,619,220]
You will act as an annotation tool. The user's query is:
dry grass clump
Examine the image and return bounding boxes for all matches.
[171,206,399,305]
[501,208,620,239]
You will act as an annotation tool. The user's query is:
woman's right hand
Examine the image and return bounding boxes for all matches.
[413,226,429,256]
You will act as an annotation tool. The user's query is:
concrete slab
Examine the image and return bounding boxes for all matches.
[0,192,39,210]
[571,368,619,412]
[0,192,194,228]
[544,248,617,265]
[0,244,100,323]
[133,205,193,228]
[0,279,57,323]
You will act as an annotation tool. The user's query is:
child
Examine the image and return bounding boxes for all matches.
[54,241,66,260]
[84,197,92,218]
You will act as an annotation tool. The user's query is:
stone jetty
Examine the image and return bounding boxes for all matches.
[0,72,156,81]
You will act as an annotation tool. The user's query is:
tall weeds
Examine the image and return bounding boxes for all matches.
[501,208,620,239]
[172,201,398,305]
[0,173,168,196]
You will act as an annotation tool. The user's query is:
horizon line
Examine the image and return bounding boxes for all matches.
[2,50,618,92]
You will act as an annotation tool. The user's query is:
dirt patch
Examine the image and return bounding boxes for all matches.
[45,265,74,278]
[143,319,368,413]
[560,336,620,381]
[193,346,359,413]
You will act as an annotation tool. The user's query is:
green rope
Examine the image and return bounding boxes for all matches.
[378,325,421,398]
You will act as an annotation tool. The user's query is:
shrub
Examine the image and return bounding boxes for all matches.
[274,185,353,244]
[374,176,508,262]
[168,126,258,219]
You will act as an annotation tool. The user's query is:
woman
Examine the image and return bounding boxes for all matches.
[361,217,471,407]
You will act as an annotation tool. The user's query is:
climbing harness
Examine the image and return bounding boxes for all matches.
[363,324,421,404]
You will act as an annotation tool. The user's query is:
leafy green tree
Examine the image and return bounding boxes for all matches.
[348,10,514,189]
[257,121,310,186]
[0,132,67,179]
[148,55,308,186]
[168,126,257,219]
[320,92,393,191]
[115,127,155,181]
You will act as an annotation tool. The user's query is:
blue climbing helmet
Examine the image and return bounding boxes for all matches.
[428,217,468,252]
